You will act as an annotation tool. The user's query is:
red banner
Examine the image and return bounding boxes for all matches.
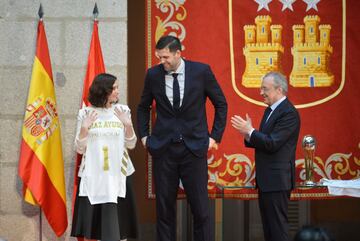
[71,20,105,241]
[146,0,360,199]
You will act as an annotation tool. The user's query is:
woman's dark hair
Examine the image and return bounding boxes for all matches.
[88,73,117,107]
[294,226,334,241]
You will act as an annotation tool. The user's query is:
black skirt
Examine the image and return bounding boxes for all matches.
[71,176,138,240]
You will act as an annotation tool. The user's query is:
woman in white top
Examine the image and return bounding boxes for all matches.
[71,73,138,241]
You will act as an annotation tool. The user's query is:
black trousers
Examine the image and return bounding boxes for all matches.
[153,142,210,241]
[258,190,291,241]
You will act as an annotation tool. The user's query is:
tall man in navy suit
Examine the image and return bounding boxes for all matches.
[137,35,227,241]
[231,72,300,241]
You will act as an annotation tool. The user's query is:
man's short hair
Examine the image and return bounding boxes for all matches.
[155,35,182,52]
[263,71,288,95]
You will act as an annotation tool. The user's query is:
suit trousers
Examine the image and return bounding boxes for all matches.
[153,141,210,241]
[258,190,291,241]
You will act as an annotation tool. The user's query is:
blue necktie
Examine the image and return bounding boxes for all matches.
[172,73,180,110]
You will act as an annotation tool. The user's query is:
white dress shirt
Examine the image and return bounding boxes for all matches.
[165,58,185,107]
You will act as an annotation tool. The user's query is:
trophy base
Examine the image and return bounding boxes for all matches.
[302,180,316,186]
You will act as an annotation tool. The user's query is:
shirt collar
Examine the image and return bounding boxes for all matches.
[167,58,185,76]
[270,96,286,111]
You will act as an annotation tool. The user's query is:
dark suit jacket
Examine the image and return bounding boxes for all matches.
[245,98,300,192]
[137,60,227,157]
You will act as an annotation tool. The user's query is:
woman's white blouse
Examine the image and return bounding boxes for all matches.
[74,104,136,204]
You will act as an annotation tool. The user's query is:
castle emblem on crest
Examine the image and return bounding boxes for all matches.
[24,96,59,145]
[290,15,334,87]
[243,15,284,87]
[242,15,333,88]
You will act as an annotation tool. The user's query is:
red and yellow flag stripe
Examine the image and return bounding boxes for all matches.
[18,20,67,237]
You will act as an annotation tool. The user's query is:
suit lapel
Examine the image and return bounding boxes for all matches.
[158,65,173,110]
[259,107,271,131]
[261,98,289,131]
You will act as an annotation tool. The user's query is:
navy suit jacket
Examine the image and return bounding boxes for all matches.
[245,98,300,192]
[137,60,227,157]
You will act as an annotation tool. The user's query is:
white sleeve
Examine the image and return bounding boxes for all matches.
[74,108,88,154]
[125,128,137,149]
[119,104,137,149]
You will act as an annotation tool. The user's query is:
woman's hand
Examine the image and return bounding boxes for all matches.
[78,110,98,140]
[115,106,136,143]
[114,106,133,128]
[82,110,98,130]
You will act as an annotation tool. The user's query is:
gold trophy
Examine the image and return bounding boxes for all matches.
[302,135,316,186]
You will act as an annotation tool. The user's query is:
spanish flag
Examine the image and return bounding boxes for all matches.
[18,19,67,236]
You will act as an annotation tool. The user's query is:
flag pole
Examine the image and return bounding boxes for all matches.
[93,2,99,21]
[38,5,44,241]
[72,3,105,241]
[39,207,43,241]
